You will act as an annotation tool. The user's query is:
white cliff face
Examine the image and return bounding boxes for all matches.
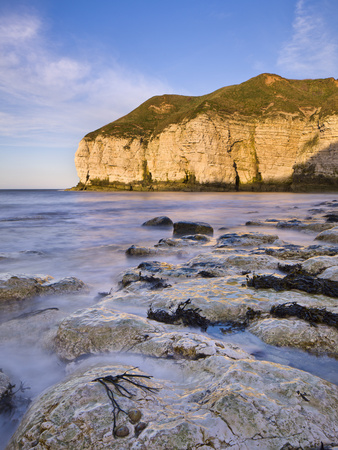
[74,112,338,189]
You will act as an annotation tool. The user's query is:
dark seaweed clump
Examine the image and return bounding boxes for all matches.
[247,272,338,298]
[270,302,338,330]
[147,299,210,331]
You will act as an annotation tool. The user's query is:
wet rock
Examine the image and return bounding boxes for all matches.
[173,221,213,237]
[137,261,174,273]
[217,231,279,247]
[276,220,332,232]
[54,308,163,361]
[301,255,338,275]
[248,318,338,358]
[316,226,338,243]
[318,266,338,281]
[266,244,338,260]
[0,308,64,350]
[188,252,280,274]
[134,421,147,437]
[133,331,250,360]
[0,274,88,302]
[8,360,338,450]
[142,216,173,227]
[125,245,159,257]
[155,234,210,248]
[114,425,130,437]
[128,408,142,424]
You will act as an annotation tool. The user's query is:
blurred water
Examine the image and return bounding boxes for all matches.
[1,189,338,447]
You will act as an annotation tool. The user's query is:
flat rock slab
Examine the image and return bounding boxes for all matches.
[8,358,338,449]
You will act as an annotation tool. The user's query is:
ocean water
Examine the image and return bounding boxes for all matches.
[1,189,338,446]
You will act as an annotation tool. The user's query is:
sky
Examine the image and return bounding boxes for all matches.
[0,0,338,189]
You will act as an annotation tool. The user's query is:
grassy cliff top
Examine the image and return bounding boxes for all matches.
[85,73,338,141]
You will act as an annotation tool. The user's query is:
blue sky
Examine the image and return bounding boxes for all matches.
[0,0,337,189]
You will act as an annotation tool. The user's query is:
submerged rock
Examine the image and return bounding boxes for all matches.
[8,359,338,449]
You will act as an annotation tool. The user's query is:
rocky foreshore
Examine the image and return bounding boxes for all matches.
[3,204,338,449]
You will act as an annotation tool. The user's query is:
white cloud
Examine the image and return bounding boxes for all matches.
[277,0,338,77]
[0,13,173,147]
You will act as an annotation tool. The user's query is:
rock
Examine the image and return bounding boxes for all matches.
[0,274,88,301]
[315,226,338,243]
[142,216,173,227]
[0,308,64,350]
[266,244,338,260]
[217,231,279,247]
[173,221,213,237]
[318,266,338,281]
[155,234,211,248]
[54,304,249,362]
[133,331,250,360]
[125,245,159,257]
[301,255,338,275]
[248,318,338,358]
[54,308,163,361]
[8,358,338,449]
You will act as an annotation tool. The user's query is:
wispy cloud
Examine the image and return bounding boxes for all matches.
[277,0,338,77]
[0,13,173,147]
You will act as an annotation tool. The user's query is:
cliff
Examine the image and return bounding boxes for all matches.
[74,73,338,191]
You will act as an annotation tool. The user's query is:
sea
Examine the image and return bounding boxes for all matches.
[1,189,338,447]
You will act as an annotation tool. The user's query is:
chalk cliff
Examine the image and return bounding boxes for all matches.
[74,74,338,191]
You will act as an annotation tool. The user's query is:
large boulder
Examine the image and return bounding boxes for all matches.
[7,358,338,449]
[173,221,213,237]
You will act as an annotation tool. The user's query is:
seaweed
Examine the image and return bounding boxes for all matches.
[0,381,30,414]
[247,272,338,298]
[92,368,158,436]
[147,299,210,331]
[270,302,338,329]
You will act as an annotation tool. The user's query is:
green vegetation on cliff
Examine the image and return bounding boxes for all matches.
[85,73,338,141]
